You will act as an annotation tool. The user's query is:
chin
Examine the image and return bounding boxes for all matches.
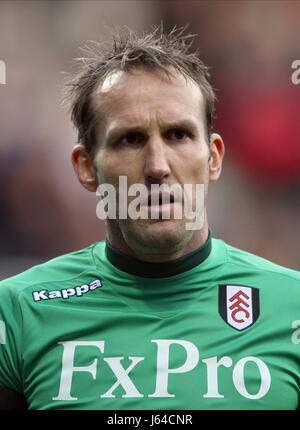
[122,219,193,255]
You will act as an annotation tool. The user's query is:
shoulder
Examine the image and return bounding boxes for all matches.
[217,238,300,283]
[0,241,104,300]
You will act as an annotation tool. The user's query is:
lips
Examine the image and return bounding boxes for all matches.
[147,192,175,206]
[139,191,176,207]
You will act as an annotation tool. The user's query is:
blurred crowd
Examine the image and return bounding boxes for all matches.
[0,0,300,278]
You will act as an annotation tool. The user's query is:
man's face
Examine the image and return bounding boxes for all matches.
[90,68,221,255]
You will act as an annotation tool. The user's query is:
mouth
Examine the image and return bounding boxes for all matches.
[137,191,180,222]
[143,191,176,207]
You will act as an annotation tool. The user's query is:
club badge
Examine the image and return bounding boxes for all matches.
[219,285,260,331]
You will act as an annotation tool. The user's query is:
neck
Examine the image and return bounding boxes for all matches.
[106,216,209,263]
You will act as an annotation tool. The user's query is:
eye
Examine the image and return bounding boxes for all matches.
[165,128,190,142]
[119,132,146,146]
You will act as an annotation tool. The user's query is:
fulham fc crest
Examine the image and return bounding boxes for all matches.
[219,285,260,331]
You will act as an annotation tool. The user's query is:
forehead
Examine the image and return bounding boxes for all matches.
[92,68,206,128]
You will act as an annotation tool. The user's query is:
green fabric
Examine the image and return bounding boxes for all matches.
[0,235,299,410]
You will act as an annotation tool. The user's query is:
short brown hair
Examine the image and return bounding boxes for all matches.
[63,25,216,156]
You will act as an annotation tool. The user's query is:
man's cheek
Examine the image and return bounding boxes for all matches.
[95,160,119,186]
[186,164,209,186]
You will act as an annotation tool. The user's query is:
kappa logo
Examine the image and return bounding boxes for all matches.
[32,279,102,302]
[219,285,260,331]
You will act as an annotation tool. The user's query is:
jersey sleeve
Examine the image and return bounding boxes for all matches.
[0,282,23,392]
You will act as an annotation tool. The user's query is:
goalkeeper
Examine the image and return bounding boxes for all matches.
[0,26,300,410]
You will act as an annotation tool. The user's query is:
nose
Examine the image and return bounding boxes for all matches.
[143,137,171,183]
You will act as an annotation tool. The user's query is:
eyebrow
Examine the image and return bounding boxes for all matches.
[105,119,199,144]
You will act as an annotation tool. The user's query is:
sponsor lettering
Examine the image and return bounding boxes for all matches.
[53,339,271,401]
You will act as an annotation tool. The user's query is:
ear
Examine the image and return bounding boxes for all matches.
[71,144,98,192]
[208,133,225,182]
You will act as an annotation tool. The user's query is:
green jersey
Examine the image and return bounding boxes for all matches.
[0,232,300,410]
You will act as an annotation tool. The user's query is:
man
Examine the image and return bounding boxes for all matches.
[0,26,299,410]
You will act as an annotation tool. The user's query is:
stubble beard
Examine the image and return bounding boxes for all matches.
[119,216,194,257]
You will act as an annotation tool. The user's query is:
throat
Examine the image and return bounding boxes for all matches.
[105,227,212,279]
